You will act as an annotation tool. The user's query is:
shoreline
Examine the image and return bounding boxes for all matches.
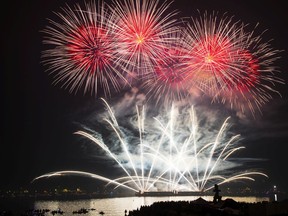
[0,193,272,201]
[126,198,288,216]
[0,196,287,216]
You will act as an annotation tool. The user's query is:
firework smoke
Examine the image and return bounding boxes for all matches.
[33,99,267,192]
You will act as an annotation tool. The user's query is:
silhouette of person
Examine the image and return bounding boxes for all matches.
[213,184,222,203]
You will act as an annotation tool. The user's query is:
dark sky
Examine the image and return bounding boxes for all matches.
[2,0,288,196]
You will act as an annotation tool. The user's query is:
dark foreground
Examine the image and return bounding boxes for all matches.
[126,198,288,216]
[1,197,288,216]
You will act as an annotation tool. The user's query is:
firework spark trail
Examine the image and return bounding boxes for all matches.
[190,107,200,188]
[136,106,145,189]
[143,114,175,190]
[32,170,138,192]
[74,130,142,189]
[200,117,230,189]
[33,99,268,192]
[41,1,130,97]
[103,118,144,190]
[93,99,267,192]
[143,144,199,191]
[200,133,241,190]
[153,106,186,190]
[170,107,200,189]
[204,172,268,192]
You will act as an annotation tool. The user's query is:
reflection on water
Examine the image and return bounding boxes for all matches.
[34,196,269,216]
[222,196,269,203]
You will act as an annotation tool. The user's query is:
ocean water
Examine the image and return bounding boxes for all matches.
[1,196,269,216]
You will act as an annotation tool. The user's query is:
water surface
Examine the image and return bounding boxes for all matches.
[34,196,269,216]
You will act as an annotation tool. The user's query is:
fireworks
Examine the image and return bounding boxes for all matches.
[181,11,284,115]
[140,31,192,105]
[37,1,285,193]
[42,1,284,116]
[41,1,129,97]
[108,0,180,77]
[33,99,267,192]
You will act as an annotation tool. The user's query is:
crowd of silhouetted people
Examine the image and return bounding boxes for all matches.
[125,198,288,216]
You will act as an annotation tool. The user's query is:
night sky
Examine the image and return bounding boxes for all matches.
[2,0,288,196]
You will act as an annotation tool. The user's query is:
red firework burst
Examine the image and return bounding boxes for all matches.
[41,1,284,115]
[144,49,189,104]
[226,50,260,91]
[182,11,284,115]
[67,26,110,73]
[42,1,128,97]
[109,0,179,77]
[182,13,247,94]
[154,50,186,89]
